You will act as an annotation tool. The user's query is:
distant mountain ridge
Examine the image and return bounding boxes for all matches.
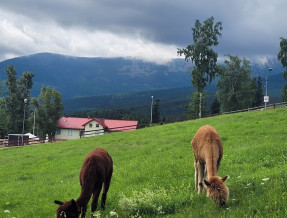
[0,53,193,99]
[0,53,285,114]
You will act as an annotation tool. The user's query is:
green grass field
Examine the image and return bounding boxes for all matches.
[1,107,287,217]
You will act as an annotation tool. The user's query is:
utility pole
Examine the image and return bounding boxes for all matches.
[264,68,272,109]
[22,98,27,145]
[150,96,153,125]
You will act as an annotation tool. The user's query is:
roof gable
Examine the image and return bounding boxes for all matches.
[57,117,104,129]
[57,117,137,131]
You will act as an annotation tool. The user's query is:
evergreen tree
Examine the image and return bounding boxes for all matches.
[178,17,222,118]
[211,97,220,114]
[152,99,160,123]
[255,75,264,106]
[4,65,34,134]
[250,77,257,107]
[282,84,287,102]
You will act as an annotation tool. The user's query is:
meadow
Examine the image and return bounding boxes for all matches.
[0,107,287,217]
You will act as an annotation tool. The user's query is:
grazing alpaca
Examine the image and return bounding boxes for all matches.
[191,125,229,207]
[55,148,113,218]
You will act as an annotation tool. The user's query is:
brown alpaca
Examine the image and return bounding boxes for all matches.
[191,125,229,207]
[54,148,113,218]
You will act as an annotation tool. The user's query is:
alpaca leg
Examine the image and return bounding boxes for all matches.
[101,169,113,210]
[194,161,198,192]
[204,164,207,181]
[197,162,204,194]
[81,205,87,218]
[91,183,103,213]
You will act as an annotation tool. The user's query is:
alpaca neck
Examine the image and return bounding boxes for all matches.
[205,158,218,178]
[76,190,92,207]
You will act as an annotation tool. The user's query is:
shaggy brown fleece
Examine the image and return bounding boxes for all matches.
[204,176,229,207]
[191,125,229,206]
[55,148,113,218]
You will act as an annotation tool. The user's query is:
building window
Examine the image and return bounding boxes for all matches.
[89,123,93,128]
[56,129,61,135]
[96,124,99,128]
[68,130,73,136]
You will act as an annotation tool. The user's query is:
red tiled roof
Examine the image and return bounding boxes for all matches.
[57,117,137,132]
[102,119,138,132]
[57,117,106,129]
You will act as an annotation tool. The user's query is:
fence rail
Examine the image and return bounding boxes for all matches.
[203,101,287,118]
[1,102,286,148]
[0,138,44,148]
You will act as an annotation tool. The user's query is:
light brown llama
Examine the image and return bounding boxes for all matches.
[54,147,113,218]
[191,125,229,207]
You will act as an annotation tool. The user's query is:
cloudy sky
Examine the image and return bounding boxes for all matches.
[0,0,286,64]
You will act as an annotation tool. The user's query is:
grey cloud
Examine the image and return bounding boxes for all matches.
[0,0,286,62]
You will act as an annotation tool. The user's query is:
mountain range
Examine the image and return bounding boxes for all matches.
[0,53,285,114]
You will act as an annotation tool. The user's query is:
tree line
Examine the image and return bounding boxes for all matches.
[178,17,287,119]
[0,65,64,140]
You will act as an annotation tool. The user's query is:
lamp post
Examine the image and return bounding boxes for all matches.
[150,96,153,125]
[264,68,272,109]
[33,108,37,136]
[22,98,28,145]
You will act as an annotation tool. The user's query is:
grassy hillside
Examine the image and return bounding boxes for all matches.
[1,107,287,217]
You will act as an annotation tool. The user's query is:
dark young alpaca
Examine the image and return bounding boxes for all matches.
[55,148,113,218]
[191,125,229,207]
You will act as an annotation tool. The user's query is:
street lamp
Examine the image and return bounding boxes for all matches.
[264,68,272,109]
[150,96,153,125]
[33,108,37,136]
[22,98,27,145]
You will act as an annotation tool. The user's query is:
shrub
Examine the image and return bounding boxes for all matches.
[118,185,193,216]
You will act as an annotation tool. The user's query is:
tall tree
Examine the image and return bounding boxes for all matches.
[255,75,264,107]
[4,65,34,134]
[282,84,287,102]
[188,91,208,119]
[152,99,160,123]
[177,16,222,118]
[250,77,257,107]
[0,98,8,138]
[211,97,220,114]
[31,86,64,141]
[278,37,287,80]
[216,55,254,112]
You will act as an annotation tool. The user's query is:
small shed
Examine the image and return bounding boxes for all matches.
[8,134,29,146]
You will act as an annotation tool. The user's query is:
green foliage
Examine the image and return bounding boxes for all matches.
[255,75,264,107]
[216,55,255,112]
[211,97,220,114]
[2,65,34,134]
[0,98,8,138]
[177,17,222,117]
[277,37,287,80]
[31,85,64,141]
[282,84,287,101]
[118,185,192,216]
[188,91,208,119]
[152,99,160,123]
[1,106,287,217]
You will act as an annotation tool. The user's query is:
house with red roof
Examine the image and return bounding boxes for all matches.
[55,117,138,140]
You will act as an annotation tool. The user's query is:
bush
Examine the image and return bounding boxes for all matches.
[118,185,193,216]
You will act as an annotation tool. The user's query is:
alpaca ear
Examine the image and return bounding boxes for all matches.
[204,179,210,186]
[71,199,77,208]
[54,200,64,205]
[222,176,229,182]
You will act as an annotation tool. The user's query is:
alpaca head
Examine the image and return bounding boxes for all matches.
[54,199,80,218]
[204,176,229,207]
